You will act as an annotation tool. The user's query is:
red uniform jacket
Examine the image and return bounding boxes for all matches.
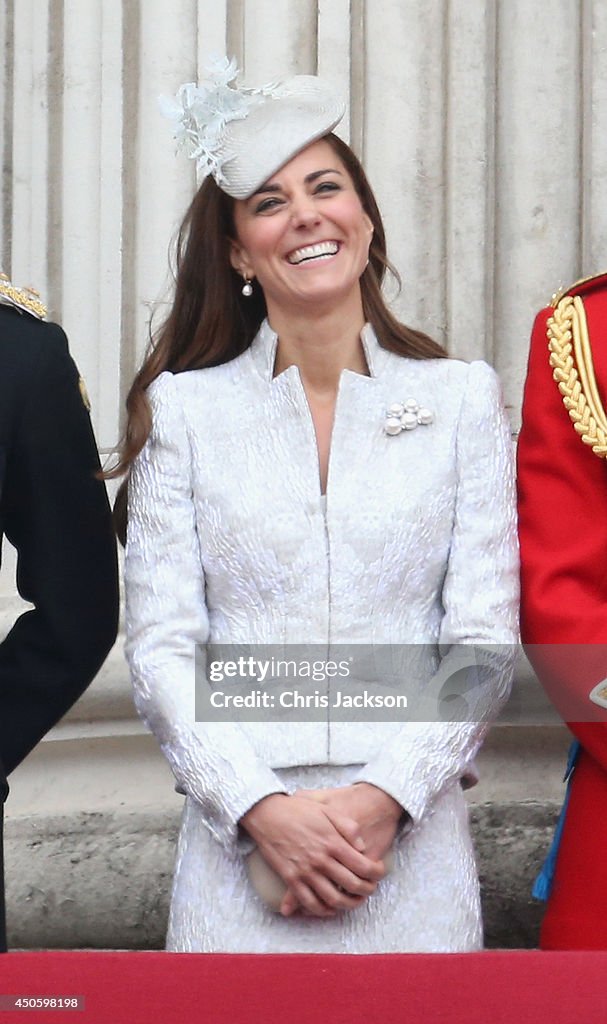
[518,275,607,947]
[518,275,607,770]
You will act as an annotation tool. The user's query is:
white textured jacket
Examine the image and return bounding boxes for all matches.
[125,321,519,850]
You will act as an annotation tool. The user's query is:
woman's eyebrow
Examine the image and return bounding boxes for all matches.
[305,168,344,183]
[253,182,284,195]
[253,168,344,196]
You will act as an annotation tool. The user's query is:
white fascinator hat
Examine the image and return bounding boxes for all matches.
[160,56,346,200]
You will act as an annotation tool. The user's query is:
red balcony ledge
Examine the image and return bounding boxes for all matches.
[1,950,605,1023]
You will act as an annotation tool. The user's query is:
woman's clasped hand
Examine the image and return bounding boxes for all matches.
[241,791,381,917]
[240,782,402,917]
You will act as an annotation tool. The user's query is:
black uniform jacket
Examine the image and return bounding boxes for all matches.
[0,306,119,803]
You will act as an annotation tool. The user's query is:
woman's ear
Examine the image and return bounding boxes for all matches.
[229,239,253,279]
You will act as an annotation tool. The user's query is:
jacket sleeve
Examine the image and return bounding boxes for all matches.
[517,307,607,771]
[0,323,119,777]
[353,360,519,823]
[125,372,287,849]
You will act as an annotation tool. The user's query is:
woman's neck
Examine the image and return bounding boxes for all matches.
[268,299,369,395]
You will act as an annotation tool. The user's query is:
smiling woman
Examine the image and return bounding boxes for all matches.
[114,58,519,954]
[229,140,374,323]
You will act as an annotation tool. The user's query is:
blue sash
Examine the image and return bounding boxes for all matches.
[532,740,581,901]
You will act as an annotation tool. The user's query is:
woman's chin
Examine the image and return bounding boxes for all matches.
[276,280,362,314]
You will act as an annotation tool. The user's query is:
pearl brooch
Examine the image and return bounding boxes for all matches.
[384,398,433,436]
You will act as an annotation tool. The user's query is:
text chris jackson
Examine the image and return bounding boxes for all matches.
[207,690,408,709]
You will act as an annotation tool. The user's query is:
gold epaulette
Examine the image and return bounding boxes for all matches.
[0,272,47,319]
[549,270,607,308]
[547,271,607,459]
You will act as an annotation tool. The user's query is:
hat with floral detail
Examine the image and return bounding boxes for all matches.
[160,56,345,200]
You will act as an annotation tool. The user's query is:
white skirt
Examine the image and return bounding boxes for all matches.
[166,764,482,953]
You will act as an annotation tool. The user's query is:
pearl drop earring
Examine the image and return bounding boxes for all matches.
[242,277,253,297]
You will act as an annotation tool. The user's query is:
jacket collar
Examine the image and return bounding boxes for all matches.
[248,317,392,383]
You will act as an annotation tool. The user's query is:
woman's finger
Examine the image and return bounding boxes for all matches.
[305,870,369,911]
[322,857,378,897]
[292,798,367,851]
[280,878,337,919]
[322,811,386,878]
[279,888,300,917]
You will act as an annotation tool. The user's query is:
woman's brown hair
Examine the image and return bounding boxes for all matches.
[111,133,446,542]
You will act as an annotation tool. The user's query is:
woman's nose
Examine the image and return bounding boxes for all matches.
[290,196,321,228]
